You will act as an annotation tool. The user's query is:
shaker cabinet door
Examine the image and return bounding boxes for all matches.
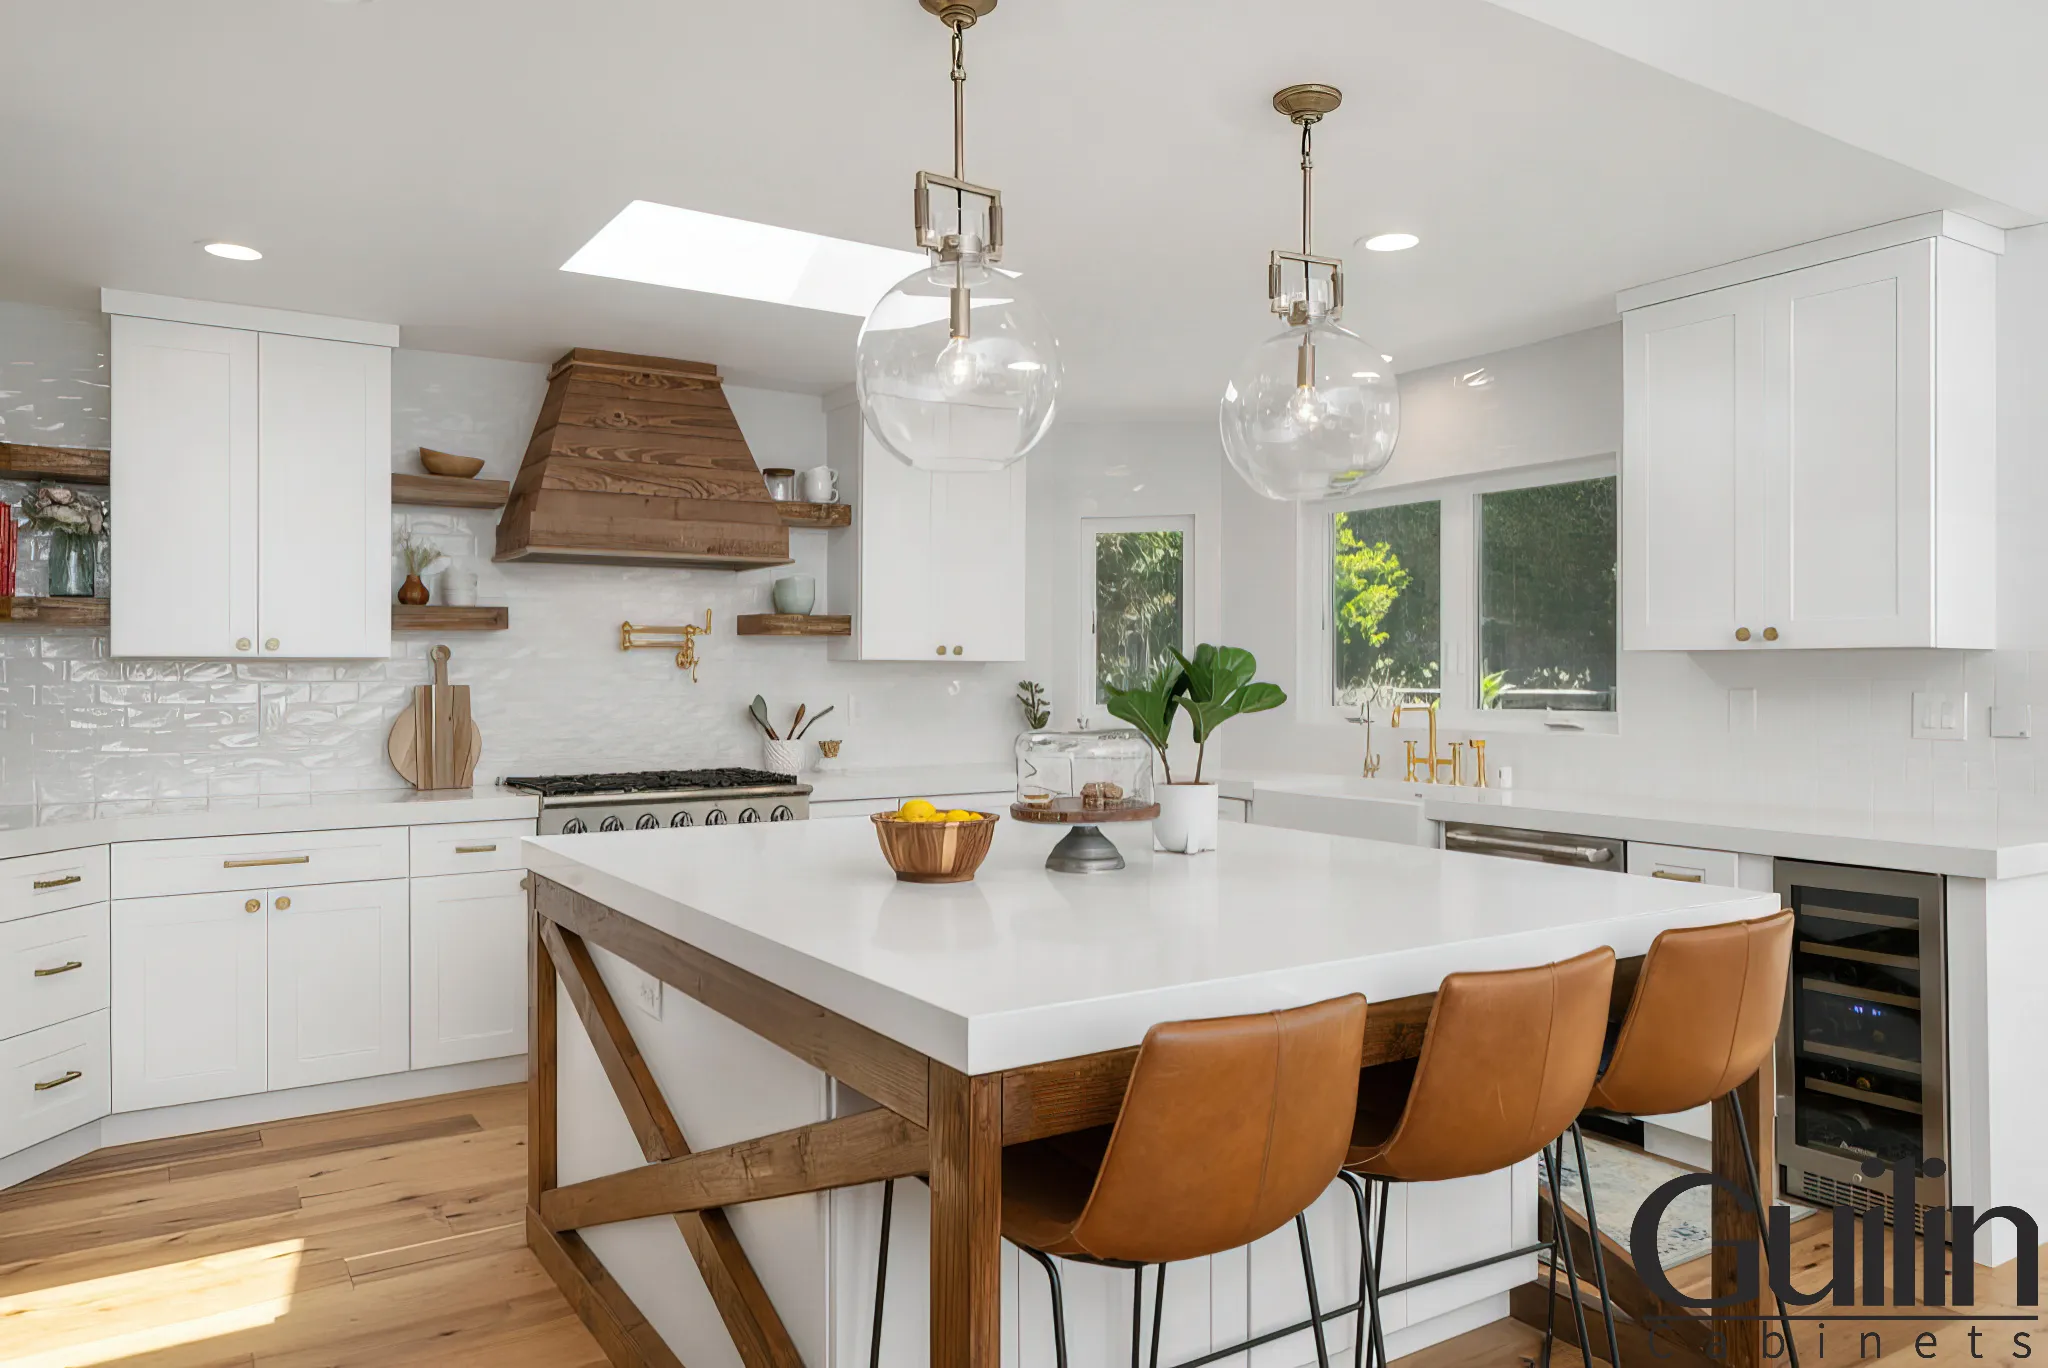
[257,333,392,659]
[109,316,259,659]
[267,878,409,1091]
[854,430,937,660]
[112,891,267,1112]
[931,462,1027,662]
[410,869,528,1069]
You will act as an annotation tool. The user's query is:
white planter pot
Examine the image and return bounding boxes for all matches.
[1153,781,1219,854]
[762,738,802,775]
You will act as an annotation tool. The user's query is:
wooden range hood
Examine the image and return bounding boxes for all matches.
[494,348,791,569]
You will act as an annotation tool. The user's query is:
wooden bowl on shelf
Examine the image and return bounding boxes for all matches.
[419,448,486,479]
[870,811,999,884]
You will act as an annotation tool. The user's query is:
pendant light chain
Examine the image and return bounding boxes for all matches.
[950,22,967,181]
[1300,118,1314,257]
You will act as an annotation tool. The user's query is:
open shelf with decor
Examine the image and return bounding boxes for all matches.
[774,501,851,530]
[393,605,508,632]
[0,443,110,485]
[736,614,851,637]
[392,473,511,509]
[0,596,109,627]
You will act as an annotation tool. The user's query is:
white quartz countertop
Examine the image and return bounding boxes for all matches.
[0,788,539,860]
[524,817,1774,1075]
[803,763,1013,804]
[1226,772,2048,880]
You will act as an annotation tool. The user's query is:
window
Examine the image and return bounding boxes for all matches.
[1478,477,1616,712]
[1306,457,1618,733]
[1083,517,1192,711]
[1331,501,1440,706]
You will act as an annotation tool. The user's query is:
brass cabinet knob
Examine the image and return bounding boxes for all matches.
[275,895,292,911]
[236,638,252,652]
[1762,626,1779,641]
[951,645,963,656]
[244,898,260,913]
[265,638,280,652]
[1734,627,1752,642]
[935,645,945,656]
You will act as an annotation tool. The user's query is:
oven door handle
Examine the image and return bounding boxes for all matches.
[1443,830,1615,865]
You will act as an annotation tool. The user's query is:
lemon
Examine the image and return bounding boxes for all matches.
[945,810,976,822]
[899,799,938,822]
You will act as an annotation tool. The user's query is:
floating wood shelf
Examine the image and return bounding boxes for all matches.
[773,501,851,530]
[393,472,511,509]
[0,444,110,485]
[0,596,109,626]
[392,605,509,632]
[735,613,851,637]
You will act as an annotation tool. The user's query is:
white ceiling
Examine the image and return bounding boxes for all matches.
[1487,0,2048,221]
[0,0,2018,417]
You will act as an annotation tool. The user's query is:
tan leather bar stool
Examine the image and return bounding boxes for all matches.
[869,994,1368,1368]
[1337,947,1616,1368]
[1570,909,1797,1368]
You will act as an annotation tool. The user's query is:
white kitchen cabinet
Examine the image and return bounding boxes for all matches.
[0,1012,110,1159]
[107,292,394,660]
[826,399,1028,662]
[267,879,410,1090]
[0,903,109,1042]
[1621,222,1997,651]
[411,869,528,1069]
[112,890,267,1111]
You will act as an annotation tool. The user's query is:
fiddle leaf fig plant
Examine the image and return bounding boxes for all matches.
[1104,644,1285,786]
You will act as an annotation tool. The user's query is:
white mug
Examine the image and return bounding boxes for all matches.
[801,465,839,503]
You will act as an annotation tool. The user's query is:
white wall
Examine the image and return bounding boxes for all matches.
[0,303,1018,809]
[1221,227,2048,823]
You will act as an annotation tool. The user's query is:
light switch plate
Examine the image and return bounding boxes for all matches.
[1991,704,2034,739]
[1912,691,1968,742]
[632,969,663,1020]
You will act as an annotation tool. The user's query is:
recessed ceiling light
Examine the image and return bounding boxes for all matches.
[1381,354,1393,363]
[202,242,263,261]
[562,200,930,317]
[1362,233,1419,252]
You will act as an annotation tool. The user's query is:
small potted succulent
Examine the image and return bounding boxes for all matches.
[1106,644,1285,853]
[21,485,108,597]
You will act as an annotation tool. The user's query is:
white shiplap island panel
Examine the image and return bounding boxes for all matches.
[524,817,1776,1076]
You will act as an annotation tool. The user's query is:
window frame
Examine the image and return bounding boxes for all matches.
[1299,454,1619,737]
[1079,514,1196,729]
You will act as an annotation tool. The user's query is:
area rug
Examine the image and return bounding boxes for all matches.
[1543,1133,1817,1269]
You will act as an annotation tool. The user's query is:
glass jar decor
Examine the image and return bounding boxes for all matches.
[47,530,94,597]
[20,485,107,598]
[1011,727,1159,872]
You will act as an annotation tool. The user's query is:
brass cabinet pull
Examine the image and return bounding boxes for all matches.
[223,855,310,869]
[1650,869,1704,883]
[274,896,292,911]
[453,844,498,854]
[33,960,84,977]
[244,899,261,913]
[32,874,83,890]
[934,645,945,656]
[952,645,963,655]
[1734,627,1752,642]
[1762,626,1779,642]
[34,1070,82,1092]
[265,638,280,651]
[236,637,252,652]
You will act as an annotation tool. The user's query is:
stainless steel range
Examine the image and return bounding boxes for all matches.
[503,768,811,835]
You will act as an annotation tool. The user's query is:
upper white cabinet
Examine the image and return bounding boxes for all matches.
[1621,216,1998,651]
[106,291,395,660]
[825,398,1027,662]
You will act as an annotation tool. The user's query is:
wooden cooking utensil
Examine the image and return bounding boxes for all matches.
[385,644,482,789]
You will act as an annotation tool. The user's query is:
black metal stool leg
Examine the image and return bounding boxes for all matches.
[1545,1138,1599,1364]
[869,1178,894,1368]
[1131,1264,1144,1368]
[1570,1122,1623,1367]
[1541,1148,1562,1368]
[1150,1261,1168,1368]
[1368,1178,1390,1368]
[1021,1246,1071,1368]
[1729,1089,1801,1368]
[1336,1171,1372,1368]
[1296,1213,1334,1368]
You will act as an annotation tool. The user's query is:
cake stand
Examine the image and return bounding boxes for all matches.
[1007,797,1162,873]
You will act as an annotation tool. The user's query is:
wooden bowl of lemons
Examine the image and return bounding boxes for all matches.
[871,800,1000,883]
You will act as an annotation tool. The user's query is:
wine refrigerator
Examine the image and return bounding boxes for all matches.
[1774,860,1947,1224]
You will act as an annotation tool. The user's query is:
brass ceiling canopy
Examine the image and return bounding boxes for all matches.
[919,0,996,28]
[1273,83,1343,124]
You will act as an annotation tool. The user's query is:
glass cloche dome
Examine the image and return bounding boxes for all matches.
[1014,727,1156,819]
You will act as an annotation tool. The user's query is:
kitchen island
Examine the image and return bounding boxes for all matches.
[523,817,1780,1368]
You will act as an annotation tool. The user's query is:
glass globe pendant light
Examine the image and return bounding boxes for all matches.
[856,0,1060,473]
[1219,85,1399,502]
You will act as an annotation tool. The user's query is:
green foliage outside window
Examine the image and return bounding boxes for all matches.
[1479,476,1617,711]
[1094,530,1185,704]
[1332,502,1440,705]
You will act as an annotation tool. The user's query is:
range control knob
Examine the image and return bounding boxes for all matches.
[636,813,660,830]
[705,808,728,825]
[770,805,795,822]
[738,807,762,824]
[599,815,624,832]
[670,811,695,828]
[562,818,587,834]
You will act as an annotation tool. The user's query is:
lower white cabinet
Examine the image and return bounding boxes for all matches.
[0,1012,111,1157]
[113,891,268,1111]
[411,869,528,1069]
[268,879,410,1090]
[1,902,109,1042]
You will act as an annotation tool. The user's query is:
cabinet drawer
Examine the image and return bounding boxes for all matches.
[0,846,110,923]
[0,1011,110,1158]
[409,820,534,878]
[1626,841,1740,888]
[114,826,408,899]
[0,903,109,1041]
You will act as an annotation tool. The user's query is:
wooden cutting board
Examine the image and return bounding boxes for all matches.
[387,645,482,789]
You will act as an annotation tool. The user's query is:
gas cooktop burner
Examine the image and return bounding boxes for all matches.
[502,767,800,799]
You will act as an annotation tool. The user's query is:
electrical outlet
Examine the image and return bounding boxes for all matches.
[1911,691,1968,742]
[632,970,662,1020]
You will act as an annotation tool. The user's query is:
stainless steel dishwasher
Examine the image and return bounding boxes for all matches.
[1440,821,1625,870]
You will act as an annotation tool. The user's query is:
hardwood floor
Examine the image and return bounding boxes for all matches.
[0,1083,605,1367]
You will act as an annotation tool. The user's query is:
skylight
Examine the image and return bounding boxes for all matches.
[561,201,931,317]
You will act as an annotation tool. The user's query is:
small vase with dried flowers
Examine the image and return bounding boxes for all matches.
[394,534,444,606]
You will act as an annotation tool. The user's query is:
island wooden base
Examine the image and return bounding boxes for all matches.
[527,874,1777,1368]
